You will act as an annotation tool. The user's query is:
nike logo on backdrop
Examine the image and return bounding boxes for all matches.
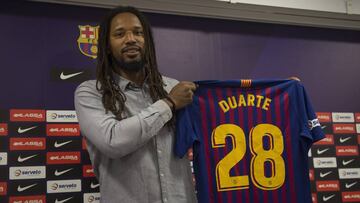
[18,154,38,163]
[55,197,73,203]
[54,140,73,148]
[320,171,332,178]
[323,194,335,202]
[339,136,351,143]
[345,181,357,189]
[342,159,355,166]
[18,126,38,134]
[17,183,37,192]
[317,148,330,155]
[54,168,73,176]
[90,182,100,189]
[321,125,327,129]
[60,71,83,80]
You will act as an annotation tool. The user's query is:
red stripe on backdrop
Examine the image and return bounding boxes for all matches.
[200,90,215,203]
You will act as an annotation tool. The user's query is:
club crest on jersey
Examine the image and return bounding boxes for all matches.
[308,118,321,130]
[77,25,99,59]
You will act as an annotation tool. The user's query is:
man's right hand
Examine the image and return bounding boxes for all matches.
[167,81,197,110]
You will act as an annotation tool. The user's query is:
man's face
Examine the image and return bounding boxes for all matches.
[109,12,145,71]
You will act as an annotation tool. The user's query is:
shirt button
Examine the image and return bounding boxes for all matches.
[164,198,168,202]
[160,173,164,177]
[157,150,162,154]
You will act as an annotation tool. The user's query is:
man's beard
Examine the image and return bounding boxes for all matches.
[112,55,145,73]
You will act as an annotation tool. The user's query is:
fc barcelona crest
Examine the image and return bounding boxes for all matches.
[77,25,99,59]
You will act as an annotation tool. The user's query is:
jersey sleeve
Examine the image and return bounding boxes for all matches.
[297,83,325,143]
[175,107,198,158]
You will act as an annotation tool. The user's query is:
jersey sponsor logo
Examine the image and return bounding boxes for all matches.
[83,193,100,203]
[47,179,81,193]
[77,25,99,59]
[10,109,45,122]
[9,195,45,203]
[55,168,73,176]
[355,113,360,122]
[332,112,355,123]
[10,166,46,180]
[313,157,337,168]
[333,124,356,134]
[60,71,84,80]
[345,181,358,189]
[55,196,73,203]
[336,146,359,156]
[83,165,95,177]
[0,152,7,165]
[47,124,80,136]
[316,180,340,191]
[10,138,46,150]
[308,118,321,130]
[47,152,81,164]
[18,126,38,134]
[317,112,332,123]
[0,182,7,195]
[0,123,8,136]
[46,110,78,123]
[17,183,38,192]
[18,154,38,163]
[314,134,334,145]
[342,159,355,166]
[317,148,330,155]
[339,168,360,179]
[322,194,336,202]
[217,93,272,113]
[319,171,332,178]
[342,191,360,202]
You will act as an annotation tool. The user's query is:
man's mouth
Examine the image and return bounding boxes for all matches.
[122,46,140,54]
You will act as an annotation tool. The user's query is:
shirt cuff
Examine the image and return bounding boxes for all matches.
[152,99,173,122]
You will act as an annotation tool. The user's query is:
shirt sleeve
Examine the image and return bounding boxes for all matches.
[297,82,325,143]
[175,106,197,158]
[74,81,173,159]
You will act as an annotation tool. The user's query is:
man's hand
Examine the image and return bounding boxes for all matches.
[167,81,197,110]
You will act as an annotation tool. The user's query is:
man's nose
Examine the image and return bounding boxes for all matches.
[124,32,136,43]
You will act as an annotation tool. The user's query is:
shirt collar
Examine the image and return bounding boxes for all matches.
[112,71,149,91]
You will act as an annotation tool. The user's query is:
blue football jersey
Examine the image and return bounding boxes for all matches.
[175,79,324,203]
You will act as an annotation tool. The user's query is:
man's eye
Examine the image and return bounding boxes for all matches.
[135,31,144,35]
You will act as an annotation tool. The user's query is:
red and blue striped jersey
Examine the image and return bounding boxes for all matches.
[175,79,324,203]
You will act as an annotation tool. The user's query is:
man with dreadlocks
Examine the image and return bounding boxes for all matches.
[75,6,197,203]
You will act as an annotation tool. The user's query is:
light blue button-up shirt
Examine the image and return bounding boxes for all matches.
[74,75,196,203]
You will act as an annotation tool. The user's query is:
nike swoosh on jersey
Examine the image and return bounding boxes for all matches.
[339,136,351,143]
[345,182,357,188]
[342,159,355,166]
[60,71,83,80]
[91,182,100,189]
[55,197,73,203]
[54,140,73,148]
[18,126,38,134]
[320,171,332,178]
[54,168,73,176]
[317,148,330,155]
[323,194,335,202]
[18,154,38,162]
[17,183,37,192]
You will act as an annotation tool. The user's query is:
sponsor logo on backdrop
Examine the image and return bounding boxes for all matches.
[55,168,74,177]
[54,140,73,148]
[316,180,340,191]
[47,179,81,193]
[51,68,93,83]
[9,195,46,203]
[316,147,330,155]
[60,71,83,80]
[336,146,359,156]
[339,136,353,144]
[314,134,334,145]
[83,165,95,177]
[55,196,73,203]
[311,193,317,203]
[357,123,360,133]
[90,182,99,189]
[18,125,38,134]
[82,138,87,150]
[18,154,38,163]
[332,112,355,123]
[0,152,7,165]
[358,135,360,144]
[322,194,336,202]
[309,169,314,181]
[0,182,7,195]
[342,191,360,202]
[355,113,360,122]
[47,124,80,136]
[313,157,337,168]
[341,158,356,166]
[316,112,332,123]
[84,193,101,203]
[344,181,358,189]
[46,110,78,122]
[0,123,7,136]
[10,109,45,122]
[333,124,356,134]
[339,168,360,179]
[17,183,38,192]
[47,152,81,164]
[77,25,99,59]
[9,166,46,180]
[319,171,333,178]
[10,138,46,150]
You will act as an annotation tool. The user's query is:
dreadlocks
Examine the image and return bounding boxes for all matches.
[96,6,168,120]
